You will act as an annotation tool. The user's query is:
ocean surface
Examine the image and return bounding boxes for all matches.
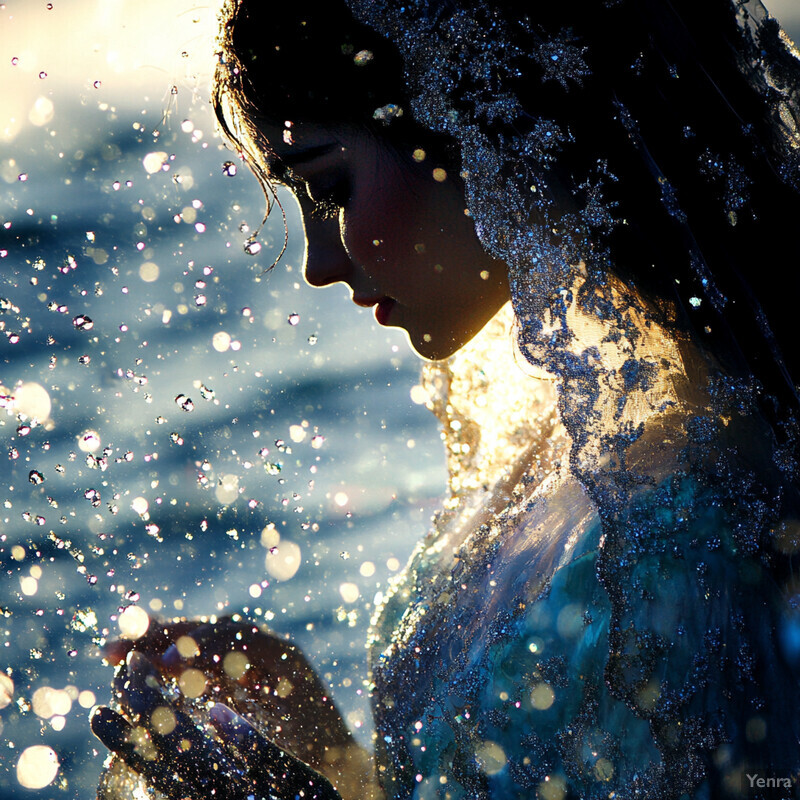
[0,90,445,798]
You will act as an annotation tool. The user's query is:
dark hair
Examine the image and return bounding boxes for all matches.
[213,0,457,213]
[502,0,800,411]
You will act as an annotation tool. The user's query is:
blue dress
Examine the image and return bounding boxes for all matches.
[368,307,800,799]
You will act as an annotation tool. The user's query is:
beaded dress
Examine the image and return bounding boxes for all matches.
[367,302,800,799]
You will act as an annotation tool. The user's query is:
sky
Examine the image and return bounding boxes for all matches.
[0,0,218,142]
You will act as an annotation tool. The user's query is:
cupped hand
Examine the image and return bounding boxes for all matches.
[92,617,379,800]
[91,648,341,800]
[100,617,356,771]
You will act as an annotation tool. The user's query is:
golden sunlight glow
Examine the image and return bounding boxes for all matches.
[178,668,206,699]
[0,1,217,143]
[32,686,72,719]
[265,540,302,581]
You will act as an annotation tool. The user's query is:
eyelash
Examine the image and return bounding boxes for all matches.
[272,157,350,220]
[307,177,350,220]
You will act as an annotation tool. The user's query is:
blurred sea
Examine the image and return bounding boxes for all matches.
[0,82,444,799]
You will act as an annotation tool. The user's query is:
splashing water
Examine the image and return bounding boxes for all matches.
[72,314,93,331]
[244,238,262,255]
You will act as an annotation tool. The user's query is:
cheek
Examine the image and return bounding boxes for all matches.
[341,188,417,274]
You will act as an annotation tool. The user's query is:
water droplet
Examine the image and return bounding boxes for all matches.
[93,80,101,89]
[222,161,237,177]
[287,313,300,326]
[72,314,93,331]
[354,49,374,66]
[244,239,262,256]
[18,173,28,182]
[79,431,100,452]
[11,57,19,66]
[38,71,47,80]
[28,470,44,485]
[16,745,59,789]
[175,394,194,412]
[142,151,168,174]
[307,334,318,345]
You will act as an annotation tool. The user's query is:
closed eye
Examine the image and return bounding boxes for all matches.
[307,177,350,219]
[267,146,350,219]
[277,143,338,167]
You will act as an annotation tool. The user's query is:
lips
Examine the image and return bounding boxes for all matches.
[374,298,396,326]
[352,294,396,326]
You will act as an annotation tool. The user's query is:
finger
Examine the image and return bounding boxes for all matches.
[90,706,189,800]
[159,625,353,770]
[209,704,340,800]
[209,702,288,763]
[121,653,246,797]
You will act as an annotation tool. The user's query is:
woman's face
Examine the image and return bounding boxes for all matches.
[261,121,509,360]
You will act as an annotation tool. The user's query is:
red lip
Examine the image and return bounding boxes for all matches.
[374,298,395,326]
[352,294,396,325]
[352,294,381,308]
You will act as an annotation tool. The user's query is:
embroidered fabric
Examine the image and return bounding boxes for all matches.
[367,302,800,798]
[343,0,800,471]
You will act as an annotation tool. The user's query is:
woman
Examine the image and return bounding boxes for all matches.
[92,0,800,797]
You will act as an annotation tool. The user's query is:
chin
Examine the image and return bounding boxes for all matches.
[406,330,465,361]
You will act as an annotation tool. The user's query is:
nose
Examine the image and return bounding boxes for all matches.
[301,208,352,289]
